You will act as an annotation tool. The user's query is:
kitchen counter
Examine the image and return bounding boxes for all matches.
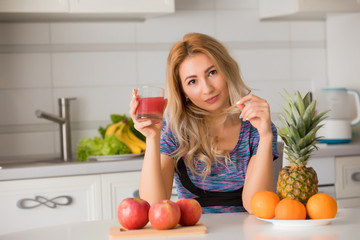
[1,208,359,240]
[0,155,144,181]
[312,136,360,158]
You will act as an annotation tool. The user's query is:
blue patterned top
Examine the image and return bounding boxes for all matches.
[160,120,278,214]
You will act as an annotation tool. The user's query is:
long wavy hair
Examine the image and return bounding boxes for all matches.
[164,32,251,178]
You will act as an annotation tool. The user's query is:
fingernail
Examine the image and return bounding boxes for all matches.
[134,100,137,104]
[147,120,152,124]
[236,100,241,105]
[239,114,243,119]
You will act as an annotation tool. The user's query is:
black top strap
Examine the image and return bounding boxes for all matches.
[176,158,243,207]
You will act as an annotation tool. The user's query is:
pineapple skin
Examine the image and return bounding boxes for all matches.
[277,166,318,205]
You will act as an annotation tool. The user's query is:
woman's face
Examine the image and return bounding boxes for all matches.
[179,53,230,113]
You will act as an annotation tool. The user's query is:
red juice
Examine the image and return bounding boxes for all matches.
[136,97,165,122]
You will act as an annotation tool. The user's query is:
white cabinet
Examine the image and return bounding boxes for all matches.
[0,170,179,235]
[0,0,174,21]
[70,0,174,14]
[0,0,69,13]
[0,175,102,235]
[335,155,360,208]
[101,171,141,220]
[259,0,360,21]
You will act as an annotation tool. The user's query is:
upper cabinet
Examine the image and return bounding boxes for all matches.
[0,0,175,22]
[259,0,360,21]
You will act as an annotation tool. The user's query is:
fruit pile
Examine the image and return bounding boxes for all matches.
[106,120,146,154]
[117,198,202,230]
[77,114,146,161]
[251,191,338,220]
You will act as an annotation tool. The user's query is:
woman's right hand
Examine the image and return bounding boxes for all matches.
[129,89,165,139]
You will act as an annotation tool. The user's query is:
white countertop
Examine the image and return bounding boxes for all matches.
[0,156,144,181]
[1,208,359,240]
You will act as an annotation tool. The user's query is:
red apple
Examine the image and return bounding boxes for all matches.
[117,198,150,230]
[149,200,181,230]
[176,198,202,226]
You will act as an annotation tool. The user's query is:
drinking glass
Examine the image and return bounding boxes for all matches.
[135,86,165,123]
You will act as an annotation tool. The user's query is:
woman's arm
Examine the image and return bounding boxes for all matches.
[139,134,175,205]
[129,89,174,205]
[236,94,274,213]
[242,134,273,213]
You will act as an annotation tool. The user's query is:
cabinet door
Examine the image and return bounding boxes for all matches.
[335,156,360,199]
[0,175,102,235]
[0,0,69,12]
[101,171,141,220]
[69,0,174,13]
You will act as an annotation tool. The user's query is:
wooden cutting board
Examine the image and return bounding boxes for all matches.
[109,222,207,238]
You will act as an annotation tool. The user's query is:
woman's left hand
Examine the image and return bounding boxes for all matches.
[236,94,272,137]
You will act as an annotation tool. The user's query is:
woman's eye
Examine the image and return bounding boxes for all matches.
[209,69,217,77]
[188,79,196,85]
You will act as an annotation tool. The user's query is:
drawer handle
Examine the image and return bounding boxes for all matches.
[17,195,73,209]
[352,172,360,182]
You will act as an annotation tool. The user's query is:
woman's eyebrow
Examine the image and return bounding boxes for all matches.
[204,65,215,74]
[184,75,196,82]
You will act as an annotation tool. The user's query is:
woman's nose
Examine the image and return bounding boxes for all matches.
[202,79,215,94]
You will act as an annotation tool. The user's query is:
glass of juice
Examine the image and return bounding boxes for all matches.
[136,86,165,123]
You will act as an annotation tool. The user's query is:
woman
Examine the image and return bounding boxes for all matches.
[129,33,278,214]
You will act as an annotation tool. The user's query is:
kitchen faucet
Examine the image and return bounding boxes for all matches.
[35,98,76,161]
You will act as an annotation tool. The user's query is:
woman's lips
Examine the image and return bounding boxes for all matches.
[205,95,219,104]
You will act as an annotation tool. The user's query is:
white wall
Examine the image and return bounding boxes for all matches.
[0,0,328,158]
[326,13,360,134]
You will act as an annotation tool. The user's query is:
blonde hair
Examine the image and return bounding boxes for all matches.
[164,33,250,178]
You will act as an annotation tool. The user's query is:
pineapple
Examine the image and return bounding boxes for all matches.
[277,91,328,205]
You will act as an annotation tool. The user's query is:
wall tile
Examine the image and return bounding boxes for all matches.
[58,129,100,157]
[327,14,360,87]
[231,49,291,82]
[0,132,55,157]
[53,85,135,122]
[290,21,325,41]
[291,49,327,90]
[0,23,50,45]
[50,22,136,44]
[52,52,137,87]
[250,80,312,115]
[136,10,215,43]
[137,51,168,87]
[0,89,53,125]
[215,10,289,42]
[0,53,52,89]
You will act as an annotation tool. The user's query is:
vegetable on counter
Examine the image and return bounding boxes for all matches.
[77,114,146,161]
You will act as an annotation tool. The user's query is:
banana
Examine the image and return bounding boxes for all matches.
[105,122,122,135]
[124,126,146,151]
[115,122,142,154]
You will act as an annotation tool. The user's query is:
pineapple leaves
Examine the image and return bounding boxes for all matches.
[302,92,311,109]
[295,91,306,116]
[277,90,329,166]
[302,100,316,130]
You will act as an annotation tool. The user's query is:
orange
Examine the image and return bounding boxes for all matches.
[306,193,337,219]
[250,190,280,219]
[275,198,306,220]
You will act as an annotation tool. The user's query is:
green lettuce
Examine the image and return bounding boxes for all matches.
[77,134,130,162]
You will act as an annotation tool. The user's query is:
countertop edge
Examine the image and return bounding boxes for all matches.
[0,158,143,181]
